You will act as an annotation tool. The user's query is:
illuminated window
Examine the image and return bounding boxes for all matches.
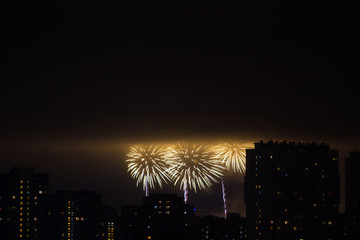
[158,201,162,204]
[314,162,318,166]
[20,180,23,184]
[166,205,170,209]
[12,196,16,199]
[20,186,23,189]
[285,220,288,224]
[147,236,151,239]
[284,209,288,212]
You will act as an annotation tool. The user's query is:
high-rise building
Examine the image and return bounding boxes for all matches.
[345,152,360,240]
[245,140,340,240]
[48,190,120,240]
[0,167,49,240]
[121,193,197,240]
[143,193,196,240]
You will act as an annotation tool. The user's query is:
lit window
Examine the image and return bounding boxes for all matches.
[285,220,288,224]
[147,236,151,239]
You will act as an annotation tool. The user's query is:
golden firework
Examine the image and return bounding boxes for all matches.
[167,142,225,193]
[213,142,249,173]
[126,144,170,194]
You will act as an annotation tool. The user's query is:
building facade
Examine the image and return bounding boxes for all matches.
[245,140,340,240]
[345,152,360,240]
[0,167,49,240]
[48,190,120,240]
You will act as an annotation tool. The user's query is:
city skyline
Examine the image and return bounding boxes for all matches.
[1,2,357,219]
[0,140,349,216]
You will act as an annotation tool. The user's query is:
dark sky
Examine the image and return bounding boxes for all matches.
[0,2,358,215]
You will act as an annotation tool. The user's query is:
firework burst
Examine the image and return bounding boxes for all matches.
[167,142,225,203]
[214,142,248,174]
[126,144,170,196]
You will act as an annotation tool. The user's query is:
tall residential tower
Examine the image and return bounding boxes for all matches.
[245,140,340,240]
[0,167,49,240]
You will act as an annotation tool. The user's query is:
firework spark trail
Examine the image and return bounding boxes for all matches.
[166,142,225,203]
[222,178,227,218]
[126,144,170,196]
[213,142,252,218]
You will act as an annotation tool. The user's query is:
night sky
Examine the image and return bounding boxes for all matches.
[1,2,358,215]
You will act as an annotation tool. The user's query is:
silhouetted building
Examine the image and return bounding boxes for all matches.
[143,193,196,240]
[0,167,49,240]
[49,190,120,240]
[200,215,226,240]
[225,213,246,240]
[98,206,122,240]
[245,140,340,240]
[345,152,360,240]
[121,193,198,240]
[120,205,145,240]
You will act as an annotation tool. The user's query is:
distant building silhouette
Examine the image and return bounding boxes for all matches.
[226,213,246,240]
[122,193,196,240]
[0,167,49,240]
[245,140,341,240]
[48,190,120,240]
[345,152,360,240]
[121,193,246,240]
